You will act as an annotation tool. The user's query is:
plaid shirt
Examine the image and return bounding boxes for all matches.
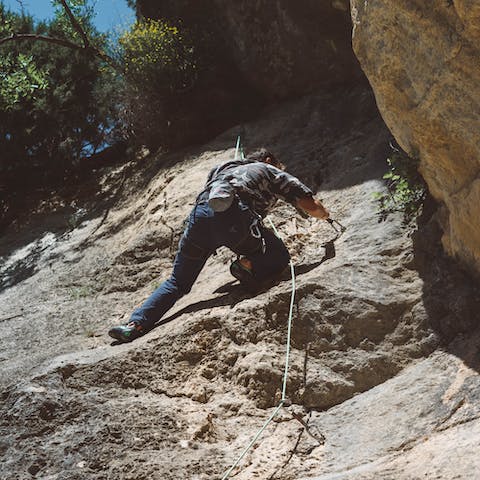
[206,160,312,217]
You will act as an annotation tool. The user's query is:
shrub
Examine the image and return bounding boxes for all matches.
[118,19,199,148]
[0,3,120,186]
[373,148,427,223]
[120,19,197,94]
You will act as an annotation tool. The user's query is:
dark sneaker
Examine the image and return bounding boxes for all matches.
[230,259,261,293]
[108,322,144,343]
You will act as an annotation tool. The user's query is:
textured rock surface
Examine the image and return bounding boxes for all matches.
[137,0,365,99]
[1,87,479,479]
[350,0,480,276]
[304,333,480,480]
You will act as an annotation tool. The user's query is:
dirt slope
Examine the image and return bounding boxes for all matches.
[1,87,479,479]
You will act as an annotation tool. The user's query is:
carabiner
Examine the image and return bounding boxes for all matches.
[327,218,346,233]
[250,219,262,239]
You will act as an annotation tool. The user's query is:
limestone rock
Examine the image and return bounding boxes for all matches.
[210,0,364,98]
[350,0,480,276]
[303,332,480,480]
[137,0,365,99]
[1,87,479,479]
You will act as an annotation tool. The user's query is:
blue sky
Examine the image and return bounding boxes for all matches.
[3,0,135,32]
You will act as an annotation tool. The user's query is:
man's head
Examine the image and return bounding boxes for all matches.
[247,148,285,170]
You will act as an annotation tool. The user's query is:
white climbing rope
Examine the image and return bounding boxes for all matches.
[234,135,241,161]
[265,217,296,403]
[221,211,297,479]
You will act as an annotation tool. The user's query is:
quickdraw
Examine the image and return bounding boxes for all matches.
[326,217,346,233]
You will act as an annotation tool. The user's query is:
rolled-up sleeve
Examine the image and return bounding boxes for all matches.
[266,165,313,203]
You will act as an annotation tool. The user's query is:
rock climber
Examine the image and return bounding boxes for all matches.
[108,148,329,343]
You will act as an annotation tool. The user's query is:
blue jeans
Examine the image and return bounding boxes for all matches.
[129,201,290,329]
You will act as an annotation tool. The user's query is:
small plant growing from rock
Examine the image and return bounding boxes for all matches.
[68,285,94,300]
[373,148,426,223]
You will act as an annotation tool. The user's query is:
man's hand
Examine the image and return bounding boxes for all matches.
[296,196,329,220]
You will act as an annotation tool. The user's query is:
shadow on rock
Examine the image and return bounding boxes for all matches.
[109,236,340,346]
[413,196,480,372]
[110,288,251,346]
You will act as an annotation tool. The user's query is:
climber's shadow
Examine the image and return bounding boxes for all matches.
[150,286,250,330]
[110,239,338,343]
[213,281,239,294]
[294,239,336,276]
[215,240,336,296]
[109,284,257,344]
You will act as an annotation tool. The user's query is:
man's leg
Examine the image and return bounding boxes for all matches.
[131,251,208,328]
[109,250,208,342]
[248,228,290,281]
[109,202,213,343]
[230,228,290,291]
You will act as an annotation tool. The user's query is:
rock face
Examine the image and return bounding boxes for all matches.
[304,335,480,480]
[1,86,479,479]
[210,0,365,98]
[137,0,365,99]
[350,0,480,276]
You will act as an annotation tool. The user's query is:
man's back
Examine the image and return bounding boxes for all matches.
[208,160,312,216]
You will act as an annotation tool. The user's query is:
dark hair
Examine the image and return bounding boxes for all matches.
[246,148,284,169]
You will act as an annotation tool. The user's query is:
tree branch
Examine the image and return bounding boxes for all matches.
[0,33,87,51]
[0,3,121,71]
[58,0,90,48]
[0,33,120,71]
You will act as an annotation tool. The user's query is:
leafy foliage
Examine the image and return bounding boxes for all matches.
[117,18,201,148]
[373,149,427,223]
[0,52,48,109]
[0,2,121,190]
[120,19,196,94]
[0,0,243,215]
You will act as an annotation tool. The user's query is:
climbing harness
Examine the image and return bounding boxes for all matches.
[233,136,267,255]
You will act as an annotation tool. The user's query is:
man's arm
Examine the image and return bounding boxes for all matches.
[266,164,314,202]
[296,195,329,219]
[264,164,329,219]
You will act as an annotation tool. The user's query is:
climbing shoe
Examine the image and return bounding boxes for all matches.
[230,259,261,293]
[108,322,144,343]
